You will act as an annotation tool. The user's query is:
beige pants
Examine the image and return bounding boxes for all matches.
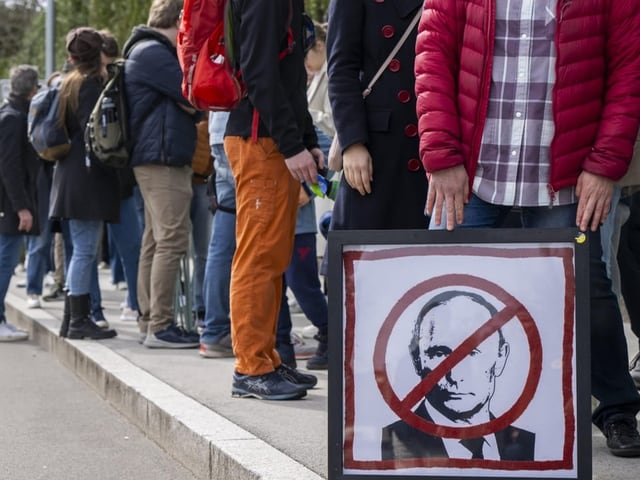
[134,164,193,334]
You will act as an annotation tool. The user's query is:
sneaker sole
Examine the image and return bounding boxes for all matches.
[608,446,640,457]
[231,388,307,401]
[143,339,199,349]
[306,362,328,371]
[199,349,234,358]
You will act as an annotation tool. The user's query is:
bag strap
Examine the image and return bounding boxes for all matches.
[362,8,422,99]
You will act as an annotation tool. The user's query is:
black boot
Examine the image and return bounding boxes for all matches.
[67,294,117,340]
[306,333,328,370]
[59,291,70,338]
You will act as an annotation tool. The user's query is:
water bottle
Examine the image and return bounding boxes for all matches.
[100,96,116,137]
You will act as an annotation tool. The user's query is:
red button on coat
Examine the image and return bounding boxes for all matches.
[404,124,418,137]
[407,159,421,172]
[381,25,395,38]
[397,90,411,103]
[389,59,401,72]
[375,0,385,3]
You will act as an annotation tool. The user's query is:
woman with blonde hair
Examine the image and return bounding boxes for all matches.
[50,27,119,340]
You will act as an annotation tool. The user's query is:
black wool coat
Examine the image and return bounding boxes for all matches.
[49,77,120,223]
[327,0,429,229]
[0,94,41,236]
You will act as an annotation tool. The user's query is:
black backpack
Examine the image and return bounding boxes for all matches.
[84,60,130,168]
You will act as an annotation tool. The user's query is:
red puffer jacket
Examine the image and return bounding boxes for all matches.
[415,0,640,195]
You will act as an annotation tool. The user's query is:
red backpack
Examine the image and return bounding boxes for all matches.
[177,0,293,112]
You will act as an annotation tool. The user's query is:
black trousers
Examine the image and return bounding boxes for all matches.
[617,191,640,350]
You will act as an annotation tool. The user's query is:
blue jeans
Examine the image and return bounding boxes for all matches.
[200,209,235,344]
[441,194,640,430]
[107,195,142,310]
[109,246,125,285]
[66,219,102,296]
[0,234,25,322]
[276,232,328,345]
[200,143,236,344]
[26,220,54,296]
[60,220,102,314]
[191,182,212,314]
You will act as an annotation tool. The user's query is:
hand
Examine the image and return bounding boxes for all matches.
[425,164,469,231]
[310,147,325,173]
[17,209,33,232]
[575,170,614,232]
[285,149,318,185]
[342,143,373,196]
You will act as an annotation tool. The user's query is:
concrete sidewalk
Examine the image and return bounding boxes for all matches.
[5,268,640,479]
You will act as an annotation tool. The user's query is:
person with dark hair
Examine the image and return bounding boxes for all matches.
[49,27,118,340]
[381,291,535,461]
[0,65,41,341]
[123,0,201,348]
[98,29,143,325]
[99,29,119,59]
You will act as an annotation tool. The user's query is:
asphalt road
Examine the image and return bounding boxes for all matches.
[0,340,200,480]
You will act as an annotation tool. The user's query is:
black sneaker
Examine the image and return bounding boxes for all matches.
[232,370,307,400]
[604,418,640,457]
[276,363,317,389]
[306,333,328,370]
[630,352,640,389]
[143,324,200,349]
[42,284,65,302]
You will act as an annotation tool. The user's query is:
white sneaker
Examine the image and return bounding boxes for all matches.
[120,308,139,322]
[0,322,28,342]
[43,272,55,287]
[26,295,41,309]
[301,325,318,339]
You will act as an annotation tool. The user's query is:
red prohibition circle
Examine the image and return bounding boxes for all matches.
[373,273,543,440]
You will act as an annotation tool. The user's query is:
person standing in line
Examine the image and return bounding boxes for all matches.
[199,111,235,358]
[224,0,321,400]
[0,65,41,342]
[326,0,429,231]
[415,0,640,456]
[50,27,118,340]
[123,0,201,348]
[190,118,214,329]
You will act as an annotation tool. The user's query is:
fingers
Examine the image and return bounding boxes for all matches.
[343,166,372,196]
[18,217,32,232]
[575,171,613,232]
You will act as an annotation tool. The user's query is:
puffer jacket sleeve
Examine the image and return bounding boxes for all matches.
[415,0,465,174]
[583,1,640,181]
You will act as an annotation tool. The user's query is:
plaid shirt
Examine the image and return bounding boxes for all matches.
[474,0,575,207]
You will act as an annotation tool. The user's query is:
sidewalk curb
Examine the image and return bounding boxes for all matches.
[6,292,323,480]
